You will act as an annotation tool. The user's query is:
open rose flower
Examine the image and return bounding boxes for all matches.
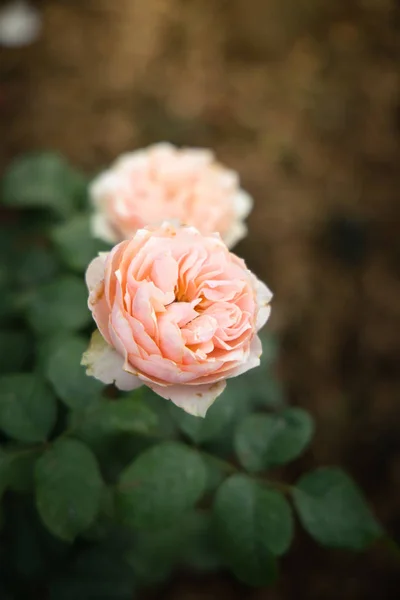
[82,223,272,417]
[89,143,253,249]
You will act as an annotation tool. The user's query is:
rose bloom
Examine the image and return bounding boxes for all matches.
[89,143,253,249]
[82,223,272,417]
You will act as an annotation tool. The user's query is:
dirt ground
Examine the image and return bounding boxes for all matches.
[1,0,400,598]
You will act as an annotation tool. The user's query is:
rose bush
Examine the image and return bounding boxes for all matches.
[89,143,253,248]
[82,222,272,416]
[0,152,386,599]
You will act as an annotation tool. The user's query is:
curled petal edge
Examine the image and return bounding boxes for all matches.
[85,252,109,292]
[147,379,227,418]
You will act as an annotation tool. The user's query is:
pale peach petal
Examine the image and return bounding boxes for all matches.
[91,292,112,346]
[182,315,218,346]
[151,253,178,294]
[131,351,223,385]
[89,144,252,248]
[84,222,272,415]
[114,149,148,171]
[147,379,226,417]
[126,315,161,356]
[131,283,158,338]
[81,330,142,391]
[86,254,113,344]
[227,335,262,378]
[223,221,247,250]
[86,253,108,292]
[255,278,273,330]
[164,300,200,327]
[110,305,140,357]
[104,240,129,306]
[256,305,272,332]
[233,190,253,219]
[157,314,185,363]
[91,213,118,244]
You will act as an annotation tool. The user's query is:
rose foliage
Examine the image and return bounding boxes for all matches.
[0,152,385,599]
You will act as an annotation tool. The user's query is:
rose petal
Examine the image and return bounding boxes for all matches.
[81,330,142,391]
[228,334,262,378]
[255,279,273,330]
[222,221,247,249]
[151,252,179,294]
[88,144,252,248]
[91,213,118,244]
[86,253,108,292]
[84,222,273,418]
[147,379,226,417]
[157,313,185,362]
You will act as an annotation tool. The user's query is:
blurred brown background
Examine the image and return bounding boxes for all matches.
[1,0,400,598]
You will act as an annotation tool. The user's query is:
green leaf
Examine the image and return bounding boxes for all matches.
[51,214,110,272]
[0,448,12,497]
[234,408,314,472]
[25,275,91,335]
[35,438,103,542]
[8,497,48,579]
[182,512,223,572]
[293,467,383,550]
[117,441,206,529]
[220,333,285,411]
[1,152,79,217]
[213,474,291,585]
[169,389,240,444]
[15,246,60,289]
[44,336,104,409]
[141,388,178,438]
[68,395,158,442]
[256,376,286,409]
[0,446,40,496]
[202,454,226,493]
[126,510,222,585]
[0,330,31,374]
[7,450,38,493]
[267,408,315,464]
[49,543,135,600]
[36,332,72,375]
[0,374,57,442]
[127,519,189,587]
[0,287,16,324]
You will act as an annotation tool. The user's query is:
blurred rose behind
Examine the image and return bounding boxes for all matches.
[89,143,252,248]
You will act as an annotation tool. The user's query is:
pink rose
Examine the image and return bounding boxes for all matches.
[82,223,272,417]
[89,143,253,249]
